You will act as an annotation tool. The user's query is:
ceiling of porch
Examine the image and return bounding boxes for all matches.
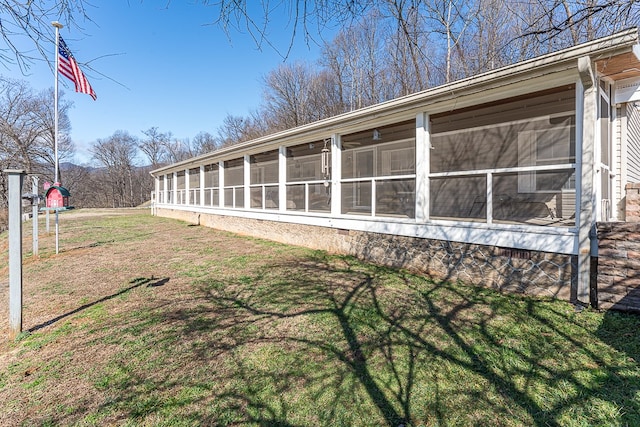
[597,50,640,81]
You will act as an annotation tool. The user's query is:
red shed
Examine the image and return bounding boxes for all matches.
[45,184,71,209]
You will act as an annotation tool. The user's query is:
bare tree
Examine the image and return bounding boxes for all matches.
[514,0,640,46]
[0,78,73,207]
[90,130,139,208]
[0,1,92,72]
[139,127,172,168]
[386,0,431,93]
[262,61,324,128]
[163,137,194,164]
[216,114,248,147]
[61,163,99,208]
[30,88,75,182]
[206,0,373,58]
[192,131,219,156]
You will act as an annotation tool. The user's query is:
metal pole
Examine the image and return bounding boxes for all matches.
[32,176,38,257]
[6,169,25,340]
[55,211,59,254]
[52,22,63,254]
[52,21,62,185]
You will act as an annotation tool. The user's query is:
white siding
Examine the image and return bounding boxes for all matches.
[615,106,623,220]
[628,103,640,183]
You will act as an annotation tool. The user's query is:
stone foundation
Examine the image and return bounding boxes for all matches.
[157,207,575,301]
[595,222,640,312]
[626,183,640,222]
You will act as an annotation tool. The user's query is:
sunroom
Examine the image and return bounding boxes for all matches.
[151,29,640,306]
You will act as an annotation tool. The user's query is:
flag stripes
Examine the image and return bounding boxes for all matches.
[57,35,97,100]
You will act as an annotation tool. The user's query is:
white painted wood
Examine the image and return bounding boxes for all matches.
[244,155,250,209]
[200,165,205,207]
[157,203,578,255]
[218,161,225,207]
[577,56,597,305]
[279,146,287,211]
[415,113,429,222]
[614,77,640,104]
[331,134,341,216]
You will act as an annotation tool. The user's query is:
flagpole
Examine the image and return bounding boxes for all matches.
[52,21,62,254]
[52,21,62,185]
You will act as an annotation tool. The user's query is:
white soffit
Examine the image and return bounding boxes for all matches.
[615,77,640,105]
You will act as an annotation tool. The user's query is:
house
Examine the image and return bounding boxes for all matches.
[151,28,640,310]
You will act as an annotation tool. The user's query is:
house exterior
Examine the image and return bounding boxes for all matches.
[151,29,640,309]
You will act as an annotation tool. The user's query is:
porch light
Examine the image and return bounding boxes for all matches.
[373,129,381,140]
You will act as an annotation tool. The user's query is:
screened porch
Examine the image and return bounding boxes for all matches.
[156,86,577,229]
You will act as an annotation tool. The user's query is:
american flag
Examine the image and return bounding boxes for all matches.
[58,35,97,100]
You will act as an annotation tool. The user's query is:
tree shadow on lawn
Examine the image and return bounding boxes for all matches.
[74,254,639,426]
[28,276,169,333]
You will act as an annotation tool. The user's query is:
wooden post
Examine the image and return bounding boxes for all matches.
[32,176,39,257]
[5,169,25,339]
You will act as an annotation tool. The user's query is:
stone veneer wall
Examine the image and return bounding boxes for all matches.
[626,183,640,222]
[596,223,640,313]
[157,207,576,301]
[594,183,640,312]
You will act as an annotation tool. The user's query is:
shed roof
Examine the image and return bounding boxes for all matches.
[46,185,71,197]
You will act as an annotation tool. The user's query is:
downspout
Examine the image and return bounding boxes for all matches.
[576,56,597,306]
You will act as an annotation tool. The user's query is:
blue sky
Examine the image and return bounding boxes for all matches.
[4,1,333,164]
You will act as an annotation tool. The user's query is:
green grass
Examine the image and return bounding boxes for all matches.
[1,210,639,426]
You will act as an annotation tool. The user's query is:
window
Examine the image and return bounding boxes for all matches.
[188,167,200,205]
[166,174,173,203]
[341,120,415,218]
[430,86,576,226]
[176,171,186,204]
[286,141,331,213]
[203,163,219,207]
[250,150,279,210]
[517,116,575,193]
[224,158,244,208]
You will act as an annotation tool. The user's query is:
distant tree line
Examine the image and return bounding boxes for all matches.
[1,0,639,212]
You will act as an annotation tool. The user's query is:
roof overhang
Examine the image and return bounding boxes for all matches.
[152,28,640,176]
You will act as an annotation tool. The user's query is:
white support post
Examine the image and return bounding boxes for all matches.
[163,174,168,204]
[279,146,287,212]
[6,169,25,340]
[331,134,341,216]
[32,176,39,256]
[415,112,430,222]
[576,56,597,306]
[244,155,251,209]
[173,172,178,204]
[486,172,493,224]
[185,168,190,205]
[218,161,225,207]
[200,165,205,207]
[153,175,159,211]
[610,104,618,221]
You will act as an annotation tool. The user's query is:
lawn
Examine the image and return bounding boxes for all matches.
[0,209,639,426]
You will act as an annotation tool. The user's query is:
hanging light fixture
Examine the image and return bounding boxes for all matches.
[321,138,331,187]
